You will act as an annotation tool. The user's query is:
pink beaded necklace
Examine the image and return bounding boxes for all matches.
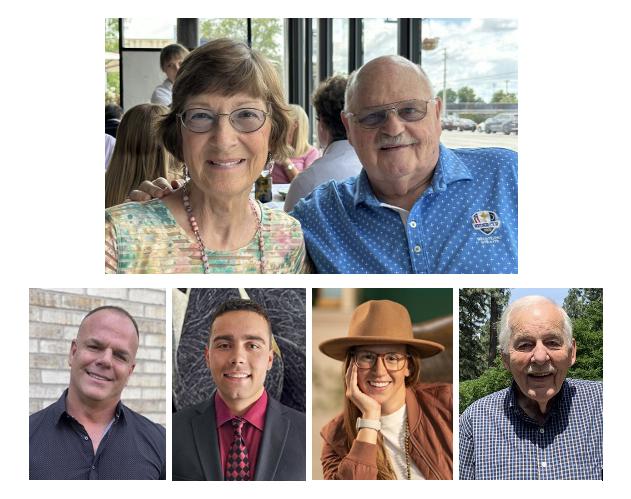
[182,183,265,273]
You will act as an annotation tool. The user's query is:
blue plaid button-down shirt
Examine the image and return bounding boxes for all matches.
[291,144,517,274]
[459,379,602,480]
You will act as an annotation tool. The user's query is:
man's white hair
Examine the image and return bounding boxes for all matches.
[344,55,436,112]
[498,295,573,354]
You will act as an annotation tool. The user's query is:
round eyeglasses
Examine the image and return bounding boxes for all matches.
[178,107,269,133]
[353,350,410,371]
[345,99,435,129]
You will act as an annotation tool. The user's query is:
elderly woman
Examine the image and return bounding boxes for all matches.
[105,39,306,273]
[318,300,452,480]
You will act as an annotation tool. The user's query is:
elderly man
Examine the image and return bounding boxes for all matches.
[459,296,603,480]
[291,55,517,273]
[29,306,166,480]
[172,298,305,480]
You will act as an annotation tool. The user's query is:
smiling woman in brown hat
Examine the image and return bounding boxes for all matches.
[319,300,452,480]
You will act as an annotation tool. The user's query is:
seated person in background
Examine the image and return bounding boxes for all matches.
[105,134,116,170]
[272,104,320,184]
[105,103,123,138]
[151,43,189,106]
[105,103,181,208]
[283,75,362,212]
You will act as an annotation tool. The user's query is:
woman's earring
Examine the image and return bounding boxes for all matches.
[262,152,275,176]
[183,164,190,182]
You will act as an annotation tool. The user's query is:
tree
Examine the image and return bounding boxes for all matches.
[436,88,457,103]
[491,90,518,103]
[487,289,510,366]
[199,18,282,65]
[459,289,488,381]
[457,86,483,103]
[564,289,603,381]
[105,18,119,53]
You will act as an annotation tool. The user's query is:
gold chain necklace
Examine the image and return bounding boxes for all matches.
[404,416,411,480]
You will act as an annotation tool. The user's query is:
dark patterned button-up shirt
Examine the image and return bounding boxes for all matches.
[30,390,165,480]
[459,379,602,480]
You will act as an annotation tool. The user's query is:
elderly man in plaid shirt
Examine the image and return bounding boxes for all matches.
[459,295,602,480]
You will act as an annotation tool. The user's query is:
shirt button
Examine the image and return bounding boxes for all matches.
[92,466,96,470]
[541,461,547,468]
[539,428,545,434]
[414,245,421,253]
[409,221,417,228]
[84,436,89,440]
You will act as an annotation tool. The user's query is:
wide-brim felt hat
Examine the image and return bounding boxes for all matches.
[319,300,445,361]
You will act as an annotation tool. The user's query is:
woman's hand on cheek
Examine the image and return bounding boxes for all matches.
[345,363,382,420]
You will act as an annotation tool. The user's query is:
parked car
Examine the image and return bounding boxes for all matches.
[485,112,518,134]
[502,114,518,135]
[457,118,477,131]
[441,116,459,130]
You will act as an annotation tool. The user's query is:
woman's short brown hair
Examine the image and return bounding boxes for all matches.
[158,38,291,163]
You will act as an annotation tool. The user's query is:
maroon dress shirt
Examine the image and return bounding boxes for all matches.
[215,390,268,477]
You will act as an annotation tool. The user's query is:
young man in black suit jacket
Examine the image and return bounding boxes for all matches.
[172,299,305,481]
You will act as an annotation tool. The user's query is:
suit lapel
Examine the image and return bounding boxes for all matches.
[191,397,223,480]
[253,397,289,480]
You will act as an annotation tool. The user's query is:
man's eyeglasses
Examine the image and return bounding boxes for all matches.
[345,99,435,129]
[353,350,410,371]
[178,107,269,133]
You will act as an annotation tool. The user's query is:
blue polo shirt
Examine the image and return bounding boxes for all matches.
[291,144,517,273]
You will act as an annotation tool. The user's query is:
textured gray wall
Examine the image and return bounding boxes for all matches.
[174,288,305,413]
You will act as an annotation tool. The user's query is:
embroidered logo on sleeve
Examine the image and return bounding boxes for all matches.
[471,210,501,235]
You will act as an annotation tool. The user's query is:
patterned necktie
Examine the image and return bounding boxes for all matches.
[224,417,251,481]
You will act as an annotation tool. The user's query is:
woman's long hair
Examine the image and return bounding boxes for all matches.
[105,103,180,208]
[341,347,422,480]
[287,104,311,158]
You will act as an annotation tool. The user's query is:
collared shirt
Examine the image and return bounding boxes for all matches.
[291,144,517,273]
[459,379,603,480]
[284,140,363,212]
[151,79,173,106]
[29,389,166,480]
[215,390,268,477]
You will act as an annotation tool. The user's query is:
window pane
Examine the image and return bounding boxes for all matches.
[199,18,247,45]
[332,18,348,75]
[363,18,397,63]
[251,18,286,95]
[421,18,518,150]
[105,18,120,104]
[122,18,176,48]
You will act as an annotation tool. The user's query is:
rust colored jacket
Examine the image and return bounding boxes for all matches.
[320,384,453,480]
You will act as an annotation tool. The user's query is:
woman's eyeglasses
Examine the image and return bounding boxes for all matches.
[353,350,409,371]
[178,107,269,133]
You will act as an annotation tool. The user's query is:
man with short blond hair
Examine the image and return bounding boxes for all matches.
[30,306,166,480]
[459,296,603,480]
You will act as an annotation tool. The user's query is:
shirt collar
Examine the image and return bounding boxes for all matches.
[55,388,124,424]
[507,380,567,423]
[215,390,268,431]
[352,143,473,208]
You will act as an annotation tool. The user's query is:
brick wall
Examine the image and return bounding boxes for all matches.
[29,288,166,425]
